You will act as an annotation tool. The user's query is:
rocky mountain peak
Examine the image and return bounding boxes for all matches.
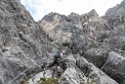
[105,0,125,19]
[69,12,80,17]
[88,9,99,16]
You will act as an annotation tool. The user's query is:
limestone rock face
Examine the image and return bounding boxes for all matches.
[84,47,109,68]
[102,51,125,84]
[37,1,125,83]
[59,67,85,84]
[27,69,54,84]
[105,0,125,19]
[38,11,107,54]
[0,0,52,84]
[0,0,125,84]
[88,9,99,17]
[76,57,119,84]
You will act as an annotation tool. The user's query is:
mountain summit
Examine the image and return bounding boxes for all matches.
[88,9,99,16]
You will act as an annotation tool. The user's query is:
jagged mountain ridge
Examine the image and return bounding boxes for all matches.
[105,0,125,19]
[38,8,125,84]
[0,0,125,84]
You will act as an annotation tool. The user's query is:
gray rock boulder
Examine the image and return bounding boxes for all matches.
[109,35,125,50]
[84,47,109,68]
[101,51,125,84]
[27,69,54,84]
[63,54,76,68]
[76,57,119,84]
[59,67,85,84]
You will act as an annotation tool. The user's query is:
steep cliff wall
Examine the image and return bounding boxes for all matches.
[0,0,125,84]
[0,0,53,84]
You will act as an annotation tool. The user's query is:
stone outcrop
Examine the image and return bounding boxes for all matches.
[38,10,107,54]
[0,0,53,84]
[105,0,125,19]
[26,53,119,84]
[76,57,119,84]
[0,0,125,84]
[84,47,109,68]
[101,51,125,84]
[59,67,85,84]
[38,1,125,82]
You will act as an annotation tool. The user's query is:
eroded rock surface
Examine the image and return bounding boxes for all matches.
[0,0,52,84]
[0,0,125,84]
[105,0,125,19]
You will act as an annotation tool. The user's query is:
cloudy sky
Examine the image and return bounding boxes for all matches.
[21,0,123,21]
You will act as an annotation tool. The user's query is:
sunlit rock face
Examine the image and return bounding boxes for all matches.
[38,10,107,54]
[0,0,125,84]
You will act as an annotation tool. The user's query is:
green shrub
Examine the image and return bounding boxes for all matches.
[2,48,8,52]
[38,78,59,84]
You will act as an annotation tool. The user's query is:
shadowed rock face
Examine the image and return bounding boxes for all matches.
[0,0,54,84]
[0,0,125,84]
[101,51,125,83]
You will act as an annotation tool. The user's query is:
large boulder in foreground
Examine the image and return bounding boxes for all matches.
[76,57,119,84]
[27,69,54,84]
[101,51,125,84]
[84,47,109,68]
[59,67,85,84]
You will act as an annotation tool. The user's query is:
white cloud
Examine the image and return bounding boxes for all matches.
[21,0,123,21]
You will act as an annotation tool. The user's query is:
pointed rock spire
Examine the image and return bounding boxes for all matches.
[88,9,99,16]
